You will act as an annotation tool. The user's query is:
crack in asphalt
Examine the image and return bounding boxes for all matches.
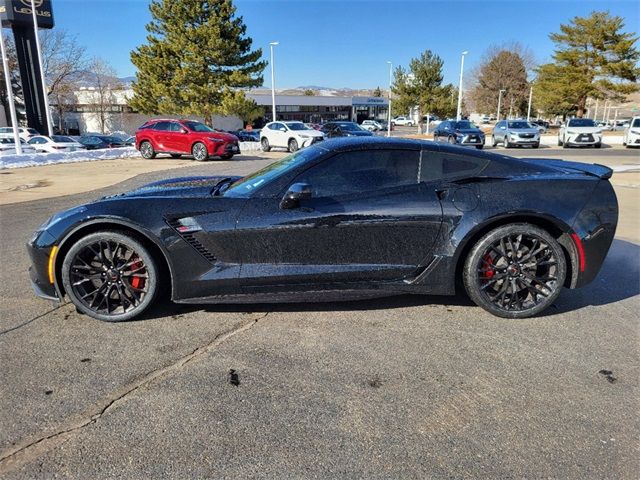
[0,304,68,336]
[0,312,269,475]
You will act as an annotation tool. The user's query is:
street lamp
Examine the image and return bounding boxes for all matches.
[527,85,533,121]
[497,89,506,122]
[269,42,279,122]
[456,51,468,121]
[387,61,392,137]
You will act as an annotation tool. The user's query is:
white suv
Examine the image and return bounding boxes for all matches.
[392,116,414,126]
[260,121,324,152]
[558,118,603,148]
[0,127,41,141]
[623,117,640,148]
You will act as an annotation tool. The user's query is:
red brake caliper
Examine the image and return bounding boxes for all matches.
[129,258,145,289]
[482,254,495,280]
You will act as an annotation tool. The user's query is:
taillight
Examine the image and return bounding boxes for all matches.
[570,233,586,272]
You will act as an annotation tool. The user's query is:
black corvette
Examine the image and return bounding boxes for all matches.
[27,138,618,322]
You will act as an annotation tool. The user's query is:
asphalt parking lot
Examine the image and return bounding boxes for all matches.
[1,146,638,478]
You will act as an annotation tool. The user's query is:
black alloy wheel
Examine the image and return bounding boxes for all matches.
[463,224,566,318]
[140,141,156,159]
[261,137,270,152]
[192,142,208,161]
[62,232,159,322]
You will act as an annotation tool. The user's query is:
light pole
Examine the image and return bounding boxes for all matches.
[0,27,22,153]
[31,0,54,136]
[456,51,468,121]
[527,86,533,121]
[497,89,506,121]
[387,61,392,137]
[269,42,278,122]
[593,98,599,120]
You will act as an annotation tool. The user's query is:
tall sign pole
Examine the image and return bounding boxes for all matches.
[387,61,392,137]
[0,25,22,153]
[269,41,278,122]
[30,0,53,135]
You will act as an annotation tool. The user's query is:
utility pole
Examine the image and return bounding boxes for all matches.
[269,42,278,122]
[497,89,506,122]
[527,86,533,121]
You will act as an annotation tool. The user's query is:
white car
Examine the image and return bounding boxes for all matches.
[558,118,603,148]
[392,116,414,126]
[0,138,37,155]
[28,135,86,153]
[0,126,41,141]
[361,120,384,131]
[260,121,324,152]
[623,116,640,148]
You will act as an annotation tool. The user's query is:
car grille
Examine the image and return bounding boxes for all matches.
[576,134,595,142]
[519,133,535,139]
[166,219,217,262]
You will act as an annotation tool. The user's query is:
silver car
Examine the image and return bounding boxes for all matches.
[492,120,540,148]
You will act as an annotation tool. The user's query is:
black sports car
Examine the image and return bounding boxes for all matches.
[27,138,618,322]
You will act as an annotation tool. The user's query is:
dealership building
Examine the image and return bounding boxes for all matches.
[246,93,390,124]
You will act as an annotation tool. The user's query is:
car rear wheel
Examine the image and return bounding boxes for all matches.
[140,141,156,159]
[261,137,271,152]
[463,223,566,319]
[192,142,208,161]
[61,231,159,322]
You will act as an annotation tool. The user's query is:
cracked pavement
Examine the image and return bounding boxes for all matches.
[1,150,638,478]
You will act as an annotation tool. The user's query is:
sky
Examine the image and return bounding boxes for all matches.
[49,0,640,89]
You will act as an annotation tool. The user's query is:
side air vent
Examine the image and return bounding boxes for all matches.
[166,218,217,263]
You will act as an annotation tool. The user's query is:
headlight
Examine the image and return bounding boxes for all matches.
[299,135,310,139]
[566,130,577,135]
[631,129,640,134]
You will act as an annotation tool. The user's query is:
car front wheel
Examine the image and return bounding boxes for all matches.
[192,142,209,161]
[448,135,456,145]
[140,141,156,159]
[61,231,159,322]
[288,138,299,153]
[261,137,271,152]
[463,223,566,319]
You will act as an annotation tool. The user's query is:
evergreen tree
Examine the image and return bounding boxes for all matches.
[535,11,639,118]
[129,0,266,125]
[391,50,455,120]
[372,86,383,97]
[219,89,264,124]
[303,89,316,96]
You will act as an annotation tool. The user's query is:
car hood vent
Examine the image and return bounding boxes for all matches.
[166,218,217,263]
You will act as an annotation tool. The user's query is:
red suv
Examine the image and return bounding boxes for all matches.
[135,119,240,161]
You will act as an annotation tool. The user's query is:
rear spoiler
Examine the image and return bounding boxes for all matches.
[526,159,613,180]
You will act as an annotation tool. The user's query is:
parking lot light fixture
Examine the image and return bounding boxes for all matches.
[527,86,533,121]
[269,42,279,122]
[456,51,468,121]
[497,89,506,122]
[387,61,392,137]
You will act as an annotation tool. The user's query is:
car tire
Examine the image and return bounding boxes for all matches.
[505,138,512,148]
[170,154,182,159]
[532,142,540,148]
[140,141,156,159]
[491,135,497,147]
[594,142,602,149]
[288,138,299,153]
[557,137,563,147]
[463,223,566,319]
[261,137,271,152]
[192,142,209,161]
[475,145,483,150]
[61,231,160,322]
[448,135,456,145]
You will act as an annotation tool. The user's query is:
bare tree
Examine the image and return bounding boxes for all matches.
[85,58,123,133]
[40,30,88,97]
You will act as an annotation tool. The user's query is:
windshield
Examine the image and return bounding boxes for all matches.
[568,118,596,127]
[286,123,309,131]
[632,119,640,128]
[334,123,364,131]
[225,148,319,197]
[451,121,475,129]
[52,135,73,143]
[507,121,532,129]
[183,121,214,132]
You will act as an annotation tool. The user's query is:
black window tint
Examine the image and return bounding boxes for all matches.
[169,122,182,132]
[420,152,489,183]
[296,149,420,198]
[154,122,171,131]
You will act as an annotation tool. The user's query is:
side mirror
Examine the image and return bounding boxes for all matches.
[180,128,189,134]
[280,183,312,209]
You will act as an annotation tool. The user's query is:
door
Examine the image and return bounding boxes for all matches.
[152,121,171,150]
[164,121,187,152]
[234,148,443,291]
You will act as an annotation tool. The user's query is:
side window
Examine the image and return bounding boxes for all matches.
[169,122,182,132]
[420,152,489,183]
[268,123,281,131]
[153,122,171,131]
[295,149,420,198]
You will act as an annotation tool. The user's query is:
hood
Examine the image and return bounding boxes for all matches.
[198,131,238,142]
[508,128,539,135]
[298,130,324,137]
[105,175,243,199]
[455,128,483,135]
[565,126,601,133]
